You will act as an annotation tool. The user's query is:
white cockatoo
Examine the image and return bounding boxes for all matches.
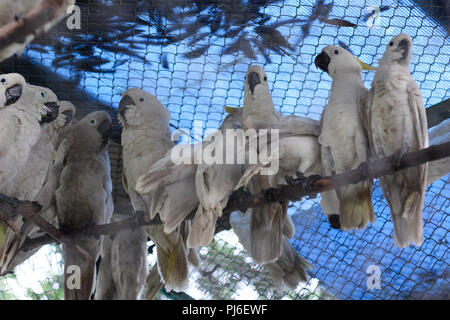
[364,34,428,247]
[314,45,376,231]
[3,100,75,200]
[238,65,321,264]
[0,72,24,107]
[0,101,75,273]
[136,107,248,249]
[118,88,191,292]
[94,213,148,300]
[190,107,247,248]
[0,80,60,268]
[0,126,75,275]
[55,111,114,300]
[0,82,60,190]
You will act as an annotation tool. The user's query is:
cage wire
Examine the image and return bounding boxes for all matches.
[0,0,449,300]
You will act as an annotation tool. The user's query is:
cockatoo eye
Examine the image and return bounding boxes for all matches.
[139,97,144,102]
[389,41,393,46]
[41,92,45,98]
[0,79,5,83]
[334,50,339,55]
[264,76,267,81]
[89,119,97,125]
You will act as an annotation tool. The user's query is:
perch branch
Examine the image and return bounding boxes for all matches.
[14,141,450,253]
[223,141,450,213]
[18,211,162,252]
[0,195,90,259]
[17,201,91,260]
[0,0,67,56]
[20,234,55,253]
[427,98,450,128]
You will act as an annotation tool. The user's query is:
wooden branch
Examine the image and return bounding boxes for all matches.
[14,141,450,254]
[17,201,91,260]
[0,0,66,57]
[18,211,162,252]
[20,234,55,253]
[223,141,450,213]
[427,98,450,128]
[69,211,162,238]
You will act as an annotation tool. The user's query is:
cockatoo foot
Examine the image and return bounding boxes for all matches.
[327,214,341,229]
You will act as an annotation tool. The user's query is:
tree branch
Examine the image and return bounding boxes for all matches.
[9,141,450,254]
[0,0,67,58]
[223,141,450,213]
[427,98,450,128]
[20,233,55,253]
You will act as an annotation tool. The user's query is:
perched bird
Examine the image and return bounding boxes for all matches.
[191,107,247,248]
[0,0,76,62]
[230,210,312,292]
[119,88,189,293]
[3,100,75,200]
[0,82,60,190]
[55,111,114,300]
[242,66,318,134]
[0,80,59,270]
[94,213,148,300]
[0,73,24,108]
[426,118,449,185]
[0,128,74,275]
[239,65,321,264]
[315,45,376,231]
[364,34,428,247]
[0,101,75,273]
[136,107,249,248]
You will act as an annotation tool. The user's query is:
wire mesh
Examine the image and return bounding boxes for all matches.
[0,0,448,300]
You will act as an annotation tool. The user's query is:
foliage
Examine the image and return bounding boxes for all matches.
[194,231,333,300]
[26,0,340,79]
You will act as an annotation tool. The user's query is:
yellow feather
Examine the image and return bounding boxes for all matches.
[224,106,241,114]
[356,57,377,71]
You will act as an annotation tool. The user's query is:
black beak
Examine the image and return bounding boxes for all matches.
[4,84,23,106]
[247,72,260,94]
[97,119,113,144]
[315,52,331,73]
[398,39,410,61]
[62,109,74,125]
[118,95,134,117]
[40,102,60,124]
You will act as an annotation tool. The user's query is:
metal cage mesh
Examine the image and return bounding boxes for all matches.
[0,0,448,300]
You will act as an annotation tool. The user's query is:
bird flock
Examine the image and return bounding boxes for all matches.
[0,33,448,300]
